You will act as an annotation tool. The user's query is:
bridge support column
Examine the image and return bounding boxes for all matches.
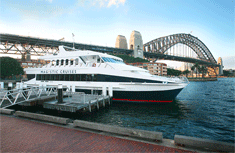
[57,84,63,104]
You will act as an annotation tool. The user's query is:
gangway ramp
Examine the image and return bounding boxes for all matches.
[0,86,57,108]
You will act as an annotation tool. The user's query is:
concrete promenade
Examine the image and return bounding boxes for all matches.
[0,115,195,152]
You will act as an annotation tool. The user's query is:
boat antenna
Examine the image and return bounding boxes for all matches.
[72,33,75,49]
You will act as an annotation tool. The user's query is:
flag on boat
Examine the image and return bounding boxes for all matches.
[72,33,75,37]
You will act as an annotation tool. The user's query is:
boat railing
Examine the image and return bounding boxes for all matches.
[168,76,189,84]
[32,60,115,69]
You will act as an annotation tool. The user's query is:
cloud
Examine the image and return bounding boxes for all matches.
[77,0,126,8]
[46,0,53,3]
[222,56,235,69]
[107,0,126,7]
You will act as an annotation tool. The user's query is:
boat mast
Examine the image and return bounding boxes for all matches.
[72,33,75,49]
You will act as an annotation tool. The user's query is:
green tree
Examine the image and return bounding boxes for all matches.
[191,63,200,78]
[0,57,24,79]
[167,68,182,76]
[199,65,207,78]
[191,65,195,77]
[182,69,190,77]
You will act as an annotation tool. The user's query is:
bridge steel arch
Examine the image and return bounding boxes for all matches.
[143,33,217,65]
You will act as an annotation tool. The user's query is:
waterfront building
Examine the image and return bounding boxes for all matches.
[129,31,143,58]
[115,35,128,49]
[127,62,167,76]
[17,59,45,68]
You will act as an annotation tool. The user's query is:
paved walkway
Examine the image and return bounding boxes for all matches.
[0,115,195,152]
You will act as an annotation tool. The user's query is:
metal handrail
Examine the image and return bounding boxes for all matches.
[0,86,58,108]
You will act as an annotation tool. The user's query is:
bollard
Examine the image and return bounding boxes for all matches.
[102,85,107,96]
[108,85,113,97]
[19,82,23,89]
[0,82,4,89]
[8,82,13,99]
[57,84,63,104]
[72,85,75,92]
[22,84,28,98]
[16,82,20,89]
[8,82,13,90]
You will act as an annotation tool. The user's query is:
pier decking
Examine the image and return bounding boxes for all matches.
[0,84,112,113]
[43,93,111,112]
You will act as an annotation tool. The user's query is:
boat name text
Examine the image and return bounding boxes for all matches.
[41,70,76,74]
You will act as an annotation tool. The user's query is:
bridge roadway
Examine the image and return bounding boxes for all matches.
[0,33,133,55]
[144,52,219,66]
[0,33,218,67]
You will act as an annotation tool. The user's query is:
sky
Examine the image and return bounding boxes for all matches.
[0,0,234,69]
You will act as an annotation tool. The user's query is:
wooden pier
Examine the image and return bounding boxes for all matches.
[43,93,111,112]
[0,82,113,113]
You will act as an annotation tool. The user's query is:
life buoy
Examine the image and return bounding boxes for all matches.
[92,63,96,67]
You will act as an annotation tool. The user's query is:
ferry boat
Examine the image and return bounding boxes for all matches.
[25,46,189,103]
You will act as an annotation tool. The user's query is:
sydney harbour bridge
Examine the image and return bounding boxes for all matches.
[0,33,219,76]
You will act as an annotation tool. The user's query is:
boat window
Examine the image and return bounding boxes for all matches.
[41,75,45,80]
[101,57,124,64]
[75,74,80,81]
[70,74,74,81]
[55,75,59,81]
[86,75,92,81]
[60,74,64,81]
[97,57,101,63]
[92,74,97,81]
[51,60,55,66]
[75,58,79,65]
[56,60,59,66]
[66,59,69,65]
[61,59,64,66]
[45,74,50,80]
[65,74,69,81]
[51,74,55,80]
[80,57,86,64]
[36,74,41,80]
[81,74,86,81]
[70,59,74,65]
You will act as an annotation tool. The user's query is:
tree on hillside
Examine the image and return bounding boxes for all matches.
[0,57,24,79]
[191,63,200,78]
[199,65,208,78]
[167,68,182,76]
[182,69,190,77]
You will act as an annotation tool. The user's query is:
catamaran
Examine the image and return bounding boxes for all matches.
[25,46,189,103]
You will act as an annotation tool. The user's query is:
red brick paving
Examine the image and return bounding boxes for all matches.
[0,115,195,152]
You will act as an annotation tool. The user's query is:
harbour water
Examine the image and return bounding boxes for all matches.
[10,78,235,143]
[75,78,235,143]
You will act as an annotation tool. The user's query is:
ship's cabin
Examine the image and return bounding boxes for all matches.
[42,54,125,68]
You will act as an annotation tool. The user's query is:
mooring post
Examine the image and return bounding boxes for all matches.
[8,82,12,91]
[102,85,107,96]
[16,82,20,90]
[108,85,113,97]
[0,82,4,90]
[57,84,63,104]
[19,82,23,89]
[8,82,13,99]
[23,83,28,98]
